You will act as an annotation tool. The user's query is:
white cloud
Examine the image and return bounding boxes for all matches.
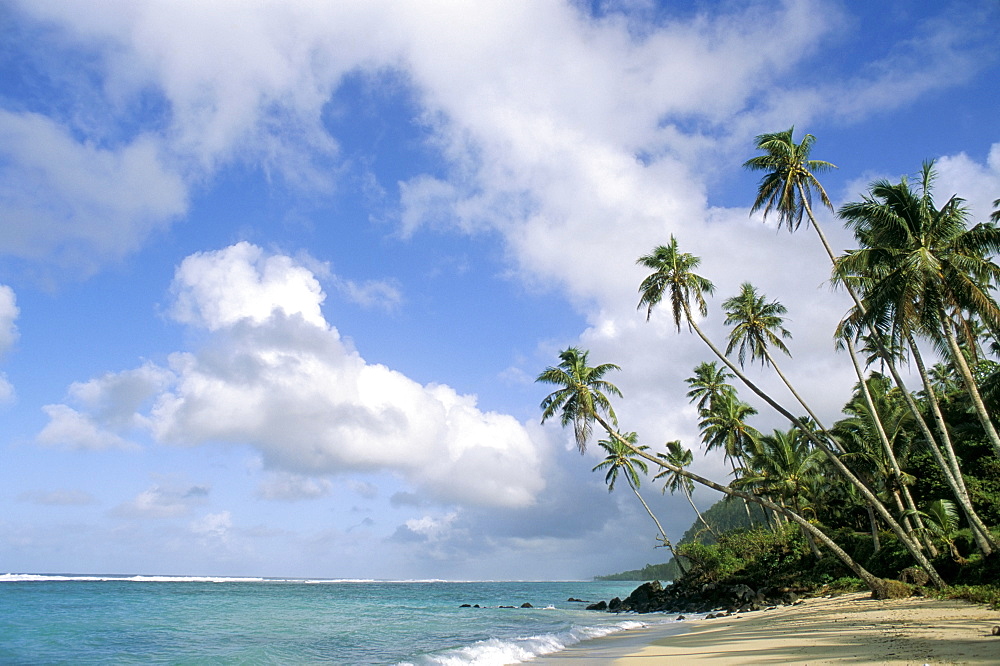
[935,143,1000,223]
[37,404,137,451]
[332,276,403,311]
[0,376,14,405]
[0,285,19,404]
[0,285,18,355]
[257,473,333,501]
[170,242,329,331]
[112,483,210,519]
[0,111,186,272]
[191,511,232,540]
[41,243,546,508]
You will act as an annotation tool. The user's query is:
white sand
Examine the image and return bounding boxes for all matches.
[531,591,1000,664]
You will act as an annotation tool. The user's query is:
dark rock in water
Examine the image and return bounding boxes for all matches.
[473,604,481,608]
[567,598,586,602]
[460,604,471,607]
[676,615,685,621]
[520,602,533,608]
[499,605,515,609]
[586,600,608,611]
[608,597,622,611]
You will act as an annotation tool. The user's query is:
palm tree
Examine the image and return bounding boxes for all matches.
[537,347,622,453]
[536,348,898,597]
[656,440,718,539]
[722,282,826,429]
[835,373,935,553]
[698,392,761,472]
[738,427,824,557]
[836,163,1000,553]
[743,127,838,257]
[594,432,684,570]
[685,361,736,414]
[838,161,1000,459]
[743,127,918,540]
[637,237,946,587]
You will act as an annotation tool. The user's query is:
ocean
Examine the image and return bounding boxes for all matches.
[0,575,687,664]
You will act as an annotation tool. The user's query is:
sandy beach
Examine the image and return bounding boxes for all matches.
[534,591,1000,664]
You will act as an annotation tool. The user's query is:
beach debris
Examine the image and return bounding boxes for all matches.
[992,625,999,636]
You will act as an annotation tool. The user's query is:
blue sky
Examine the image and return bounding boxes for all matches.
[1,0,998,580]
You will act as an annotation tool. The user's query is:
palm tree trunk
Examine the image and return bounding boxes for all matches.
[793,498,823,560]
[941,313,1000,458]
[799,194,945,556]
[680,301,947,588]
[682,484,718,539]
[596,416,896,597]
[808,195,996,557]
[764,352,828,432]
[867,504,882,553]
[628,480,687,575]
[845,338,929,548]
[909,339,996,554]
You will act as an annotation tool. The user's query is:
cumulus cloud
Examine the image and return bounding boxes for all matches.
[935,143,1000,223]
[4,0,986,281]
[36,363,172,450]
[37,404,137,451]
[41,243,545,508]
[0,111,186,273]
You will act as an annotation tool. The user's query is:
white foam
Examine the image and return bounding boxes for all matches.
[398,618,673,665]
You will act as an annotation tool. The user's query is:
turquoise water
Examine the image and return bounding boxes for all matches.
[0,575,683,664]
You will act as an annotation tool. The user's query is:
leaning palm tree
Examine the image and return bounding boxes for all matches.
[838,161,1000,459]
[637,237,945,587]
[738,427,825,558]
[685,361,736,414]
[722,282,827,429]
[594,432,685,570]
[744,127,912,538]
[656,440,718,539]
[537,347,622,454]
[837,163,1000,553]
[743,127,838,256]
[537,348,901,597]
[698,392,761,473]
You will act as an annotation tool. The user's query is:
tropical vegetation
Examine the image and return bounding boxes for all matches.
[540,129,1000,602]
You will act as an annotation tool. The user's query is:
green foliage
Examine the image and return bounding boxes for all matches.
[595,560,680,582]
[939,584,1000,609]
[678,496,767,544]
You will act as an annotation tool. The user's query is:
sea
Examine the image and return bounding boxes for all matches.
[0,574,689,664]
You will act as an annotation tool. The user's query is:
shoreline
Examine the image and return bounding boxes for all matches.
[532,591,1000,664]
